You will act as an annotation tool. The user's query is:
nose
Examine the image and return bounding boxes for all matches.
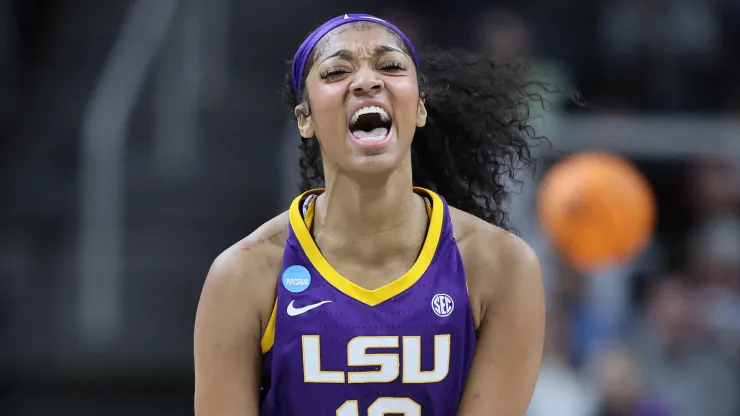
[350,67,383,96]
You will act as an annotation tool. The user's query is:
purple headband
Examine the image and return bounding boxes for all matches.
[291,13,420,100]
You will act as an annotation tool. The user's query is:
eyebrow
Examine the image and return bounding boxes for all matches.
[320,45,405,63]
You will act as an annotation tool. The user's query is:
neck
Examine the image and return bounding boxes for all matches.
[312,163,427,265]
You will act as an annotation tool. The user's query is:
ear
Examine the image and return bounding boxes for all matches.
[295,102,315,139]
[416,96,427,128]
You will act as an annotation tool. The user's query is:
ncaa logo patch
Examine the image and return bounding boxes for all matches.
[431,293,454,317]
[282,265,312,293]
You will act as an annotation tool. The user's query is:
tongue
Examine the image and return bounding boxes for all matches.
[352,127,388,139]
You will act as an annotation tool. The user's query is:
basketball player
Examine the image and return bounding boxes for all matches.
[194,14,545,416]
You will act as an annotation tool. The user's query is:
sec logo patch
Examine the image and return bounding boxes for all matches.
[431,293,454,317]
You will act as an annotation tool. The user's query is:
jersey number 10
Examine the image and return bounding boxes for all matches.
[336,398,420,416]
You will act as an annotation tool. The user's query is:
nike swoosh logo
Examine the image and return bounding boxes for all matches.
[286,300,332,317]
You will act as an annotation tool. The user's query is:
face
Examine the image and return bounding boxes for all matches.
[649,278,697,346]
[599,348,642,407]
[295,24,427,178]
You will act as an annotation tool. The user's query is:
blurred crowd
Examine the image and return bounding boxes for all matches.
[390,0,740,115]
[529,159,740,416]
[452,2,740,415]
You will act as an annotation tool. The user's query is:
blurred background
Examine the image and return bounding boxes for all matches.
[0,0,739,415]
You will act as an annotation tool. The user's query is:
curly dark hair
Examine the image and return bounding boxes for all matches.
[279,23,548,229]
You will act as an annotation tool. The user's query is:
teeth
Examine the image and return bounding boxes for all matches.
[350,106,390,125]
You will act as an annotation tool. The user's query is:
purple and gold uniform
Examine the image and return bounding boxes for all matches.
[260,188,475,415]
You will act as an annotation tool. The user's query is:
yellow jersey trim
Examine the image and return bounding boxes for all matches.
[259,191,324,354]
[288,187,444,307]
[260,300,277,353]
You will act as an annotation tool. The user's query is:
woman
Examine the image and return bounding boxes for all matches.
[194,13,545,416]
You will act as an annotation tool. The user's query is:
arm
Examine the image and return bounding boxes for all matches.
[194,231,282,416]
[457,233,546,416]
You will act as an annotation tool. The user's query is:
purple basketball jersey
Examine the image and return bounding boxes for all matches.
[260,188,476,415]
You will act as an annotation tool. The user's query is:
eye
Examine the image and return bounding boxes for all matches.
[379,61,405,71]
[320,67,349,79]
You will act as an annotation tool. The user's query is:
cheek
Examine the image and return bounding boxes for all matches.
[391,82,421,122]
[396,79,420,103]
[308,86,347,133]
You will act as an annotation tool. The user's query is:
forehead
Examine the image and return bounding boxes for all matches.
[312,23,405,59]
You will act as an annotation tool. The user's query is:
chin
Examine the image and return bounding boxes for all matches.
[346,127,411,174]
[346,152,406,179]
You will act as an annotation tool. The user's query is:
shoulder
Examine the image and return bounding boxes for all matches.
[449,207,542,327]
[194,212,291,413]
[200,211,291,333]
[220,210,289,266]
[449,206,540,280]
[209,210,290,284]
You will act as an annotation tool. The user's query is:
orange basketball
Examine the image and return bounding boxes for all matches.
[537,152,656,272]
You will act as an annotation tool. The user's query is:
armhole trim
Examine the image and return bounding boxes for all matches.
[260,300,277,353]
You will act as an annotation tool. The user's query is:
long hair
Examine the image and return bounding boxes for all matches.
[280,24,548,229]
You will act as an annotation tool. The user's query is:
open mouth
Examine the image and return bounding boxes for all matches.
[349,106,393,144]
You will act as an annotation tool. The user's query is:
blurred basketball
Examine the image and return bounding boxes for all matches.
[537,152,656,272]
